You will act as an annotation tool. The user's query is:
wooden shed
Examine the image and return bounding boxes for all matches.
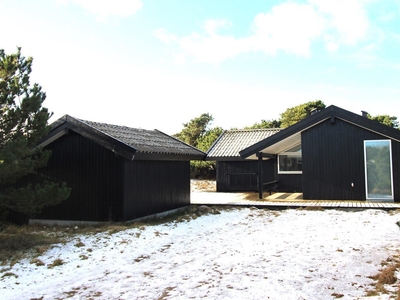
[240,105,400,201]
[33,115,205,222]
[206,129,281,192]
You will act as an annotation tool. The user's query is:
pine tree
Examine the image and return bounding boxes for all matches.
[0,47,70,222]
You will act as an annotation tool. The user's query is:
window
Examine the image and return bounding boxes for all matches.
[364,140,393,200]
[278,144,302,174]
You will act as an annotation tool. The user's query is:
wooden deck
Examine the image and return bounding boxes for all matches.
[191,192,400,210]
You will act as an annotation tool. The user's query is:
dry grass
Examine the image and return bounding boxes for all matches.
[0,225,66,266]
[0,205,224,266]
[301,206,325,211]
[366,255,400,297]
[47,258,64,269]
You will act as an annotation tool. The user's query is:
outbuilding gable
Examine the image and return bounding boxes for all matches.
[39,115,206,161]
[32,115,205,222]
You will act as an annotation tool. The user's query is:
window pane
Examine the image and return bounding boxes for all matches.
[279,155,302,172]
[365,140,393,199]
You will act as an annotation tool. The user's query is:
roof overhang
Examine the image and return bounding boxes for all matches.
[37,115,137,161]
[244,132,302,160]
[240,105,400,160]
[37,115,206,161]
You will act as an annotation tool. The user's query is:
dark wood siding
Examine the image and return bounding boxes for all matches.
[392,141,400,202]
[122,160,190,220]
[301,118,398,200]
[36,132,123,221]
[276,174,302,192]
[216,160,275,192]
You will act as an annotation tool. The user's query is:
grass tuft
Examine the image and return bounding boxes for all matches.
[79,254,89,260]
[1,271,18,278]
[47,258,64,269]
[0,227,65,266]
[74,240,85,248]
[30,258,45,266]
[367,256,400,297]
[370,264,398,285]
[303,206,324,211]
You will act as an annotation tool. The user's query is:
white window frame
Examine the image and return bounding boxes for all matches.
[364,140,394,201]
[278,151,302,174]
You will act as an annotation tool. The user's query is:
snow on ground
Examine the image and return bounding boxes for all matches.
[2,207,400,300]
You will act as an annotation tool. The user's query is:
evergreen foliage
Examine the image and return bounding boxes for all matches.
[0,48,70,221]
[368,114,399,129]
[173,113,213,147]
[191,126,224,178]
[280,100,326,128]
[245,119,281,129]
[174,113,222,178]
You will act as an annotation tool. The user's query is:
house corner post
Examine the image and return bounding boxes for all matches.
[258,153,263,199]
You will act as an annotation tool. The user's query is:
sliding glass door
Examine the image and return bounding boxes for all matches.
[364,140,393,201]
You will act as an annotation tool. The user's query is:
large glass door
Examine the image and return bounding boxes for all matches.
[364,140,393,201]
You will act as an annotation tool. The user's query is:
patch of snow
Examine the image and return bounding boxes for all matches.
[2,208,400,299]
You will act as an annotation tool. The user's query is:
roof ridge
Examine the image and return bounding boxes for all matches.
[227,128,281,132]
[154,129,207,155]
[45,115,205,160]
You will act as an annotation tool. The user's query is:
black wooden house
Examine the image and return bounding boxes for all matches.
[239,105,400,201]
[33,115,205,222]
[206,129,281,192]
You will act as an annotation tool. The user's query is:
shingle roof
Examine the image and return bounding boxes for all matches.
[80,119,204,157]
[206,128,281,160]
[40,115,205,161]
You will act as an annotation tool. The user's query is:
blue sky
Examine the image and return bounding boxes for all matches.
[1,0,400,134]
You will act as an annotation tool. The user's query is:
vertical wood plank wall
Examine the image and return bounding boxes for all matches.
[216,160,275,192]
[391,140,400,202]
[302,118,400,200]
[276,174,302,193]
[122,160,190,220]
[36,132,123,221]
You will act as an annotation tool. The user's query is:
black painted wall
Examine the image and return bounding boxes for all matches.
[122,160,190,220]
[276,174,302,193]
[391,141,400,202]
[302,118,400,201]
[36,132,123,221]
[35,131,191,221]
[216,160,275,192]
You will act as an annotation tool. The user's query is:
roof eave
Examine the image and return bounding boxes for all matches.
[240,105,400,159]
[239,108,334,158]
[38,115,137,161]
[134,152,206,161]
[205,156,244,161]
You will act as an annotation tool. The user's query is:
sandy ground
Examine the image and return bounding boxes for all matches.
[190,179,217,192]
[190,179,262,204]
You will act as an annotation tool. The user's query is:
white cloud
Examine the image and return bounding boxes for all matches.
[64,0,143,18]
[250,2,326,56]
[311,0,369,46]
[179,31,250,64]
[154,28,178,45]
[326,41,339,53]
[156,19,252,64]
[156,0,371,64]
[351,43,379,68]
